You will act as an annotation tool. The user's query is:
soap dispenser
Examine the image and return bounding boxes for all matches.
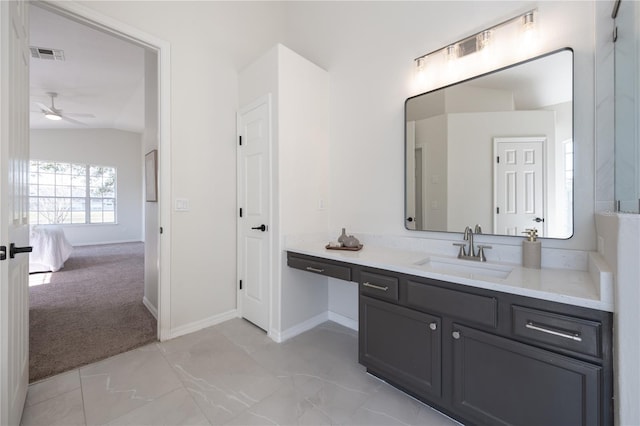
[522,228,541,269]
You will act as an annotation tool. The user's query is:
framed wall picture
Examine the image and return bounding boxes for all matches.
[145,150,158,202]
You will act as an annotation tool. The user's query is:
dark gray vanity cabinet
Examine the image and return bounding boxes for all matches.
[360,295,442,400]
[451,324,602,426]
[286,251,613,426]
[287,252,352,281]
[357,269,612,426]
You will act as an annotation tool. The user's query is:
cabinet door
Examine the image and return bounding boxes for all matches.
[451,324,602,426]
[359,296,441,399]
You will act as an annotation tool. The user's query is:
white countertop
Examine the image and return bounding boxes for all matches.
[287,241,614,312]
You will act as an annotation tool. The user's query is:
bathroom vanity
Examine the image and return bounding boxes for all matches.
[287,243,613,426]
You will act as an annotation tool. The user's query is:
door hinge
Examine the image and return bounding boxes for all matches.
[239,207,243,218]
[613,26,618,42]
[496,156,500,163]
[160,227,164,234]
[496,207,500,214]
[0,245,6,261]
[239,280,243,290]
[239,135,242,146]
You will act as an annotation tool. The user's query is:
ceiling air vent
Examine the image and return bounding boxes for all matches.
[30,46,65,61]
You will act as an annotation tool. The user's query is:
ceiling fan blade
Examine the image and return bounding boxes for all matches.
[64,112,95,118]
[35,102,55,114]
[60,115,87,126]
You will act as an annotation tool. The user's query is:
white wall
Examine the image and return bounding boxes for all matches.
[278,46,330,331]
[596,213,640,426]
[545,101,573,237]
[445,85,514,113]
[30,128,143,245]
[283,1,596,252]
[78,0,286,332]
[239,44,330,336]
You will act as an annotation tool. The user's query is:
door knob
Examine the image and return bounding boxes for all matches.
[251,224,267,232]
[0,246,6,261]
[9,243,32,259]
[406,217,414,222]
[533,217,545,223]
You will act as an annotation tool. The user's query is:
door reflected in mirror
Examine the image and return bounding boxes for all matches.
[405,49,573,239]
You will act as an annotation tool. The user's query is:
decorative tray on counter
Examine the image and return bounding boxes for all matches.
[325,244,363,251]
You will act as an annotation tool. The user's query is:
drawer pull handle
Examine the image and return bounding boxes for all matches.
[525,321,582,342]
[363,282,389,292]
[452,331,461,339]
[306,266,325,273]
[429,322,437,331]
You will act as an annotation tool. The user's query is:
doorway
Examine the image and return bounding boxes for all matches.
[236,96,272,332]
[27,3,169,377]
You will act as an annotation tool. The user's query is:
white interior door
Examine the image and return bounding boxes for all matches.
[494,137,545,236]
[237,96,271,331]
[0,1,30,424]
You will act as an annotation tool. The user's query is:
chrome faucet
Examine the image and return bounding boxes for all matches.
[464,226,476,257]
[453,225,491,262]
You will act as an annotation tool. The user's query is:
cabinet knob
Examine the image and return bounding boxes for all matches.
[452,330,461,340]
[429,322,437,331]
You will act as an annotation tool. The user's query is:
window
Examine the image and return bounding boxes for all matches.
[29,160,117,225]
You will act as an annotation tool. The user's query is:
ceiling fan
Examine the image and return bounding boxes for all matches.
[35,92,95,125]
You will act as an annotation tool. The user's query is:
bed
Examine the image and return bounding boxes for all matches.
[29,225,73,273]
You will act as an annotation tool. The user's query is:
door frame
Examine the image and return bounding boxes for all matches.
[236,94,273,334]
[39,2,172,340]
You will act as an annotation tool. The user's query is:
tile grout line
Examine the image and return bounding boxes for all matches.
[153,340,215,425]
[24,372,82,408]
[78,368,88,426]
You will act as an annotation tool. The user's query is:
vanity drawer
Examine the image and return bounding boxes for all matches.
[406,279,497,328]
[512,306,602,358]
[360,270,399,302]
[287,253,352,281]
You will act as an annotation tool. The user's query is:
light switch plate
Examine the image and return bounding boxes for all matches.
[175,198,189,212]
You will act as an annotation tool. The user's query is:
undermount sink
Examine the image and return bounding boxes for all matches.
[413,256,513,279]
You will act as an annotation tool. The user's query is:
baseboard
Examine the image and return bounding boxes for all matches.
[328,311,358,331]
[270,312,329,343]
[72,239,142,247]
[169,309,238,339]
[142,296,158,320]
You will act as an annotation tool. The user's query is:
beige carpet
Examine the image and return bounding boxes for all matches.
[29,242,157,383]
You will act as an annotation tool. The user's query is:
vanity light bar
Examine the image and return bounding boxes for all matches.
[414,9,537,65]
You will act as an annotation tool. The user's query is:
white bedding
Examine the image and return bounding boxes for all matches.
[29,225,73,273]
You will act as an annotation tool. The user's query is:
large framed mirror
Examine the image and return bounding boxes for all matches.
[405,48,573,239]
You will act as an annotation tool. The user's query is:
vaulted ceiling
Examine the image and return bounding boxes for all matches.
[29,5,145,133]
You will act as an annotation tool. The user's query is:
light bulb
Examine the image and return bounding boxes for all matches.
[44,113,62,121]
[520,11,538,52]
[445,44,457,62]
[478,30,492,50]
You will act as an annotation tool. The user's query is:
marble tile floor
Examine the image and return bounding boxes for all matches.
[20,319,460,426]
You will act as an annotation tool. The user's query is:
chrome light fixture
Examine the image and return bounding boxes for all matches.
[415,9,538,71]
